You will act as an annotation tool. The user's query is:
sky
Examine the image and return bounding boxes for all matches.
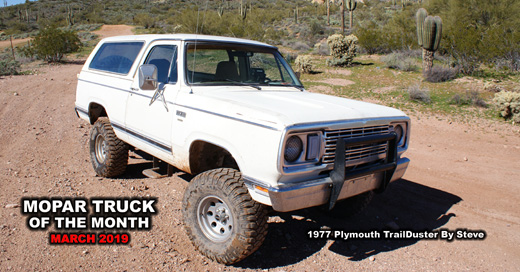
[3,0,36,7]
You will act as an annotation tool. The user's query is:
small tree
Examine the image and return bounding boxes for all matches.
[32,26,81,62]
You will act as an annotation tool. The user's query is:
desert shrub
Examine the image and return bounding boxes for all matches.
[423,65,458,83]
[77,32,99,42]
[493,91,520,123]
[134,13,156,29]
[289,41,311,52]
[31,27,81,62]
[294,55,314,74]
[408,84,431,103]
[381,53,418,72]
[450,91,487,108]
[309,20,324,37]
[326,34,358,67]
[0,53,20,76]
[356,22,386,54]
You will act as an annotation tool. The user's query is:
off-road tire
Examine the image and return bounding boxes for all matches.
[89,118,129,177]
[182,168,268,264]
[326,191,374,219]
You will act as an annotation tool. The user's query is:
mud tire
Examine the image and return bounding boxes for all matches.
[182,168,268,264]
[89,118,128,177]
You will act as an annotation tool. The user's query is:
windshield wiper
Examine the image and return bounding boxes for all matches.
[267,82,305,91]
[222,79,262,90]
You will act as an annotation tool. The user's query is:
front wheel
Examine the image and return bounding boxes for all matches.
[89,118,129,177]
[182,168,268,264]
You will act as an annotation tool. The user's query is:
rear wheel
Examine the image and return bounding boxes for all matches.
[182,168,268,264]
[89,118,128,177]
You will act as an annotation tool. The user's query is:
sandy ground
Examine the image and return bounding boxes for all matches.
[0,37,31,49]
[0,24,134,50]
[93,25,135,39]
[0,61,519,271]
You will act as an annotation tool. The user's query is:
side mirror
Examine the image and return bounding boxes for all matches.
[139,64,158,90]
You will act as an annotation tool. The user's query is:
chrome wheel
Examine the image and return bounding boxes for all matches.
[95,134,107,163]
[197,195,234,242]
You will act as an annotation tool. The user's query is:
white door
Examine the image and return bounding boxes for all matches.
[125,41,180,157]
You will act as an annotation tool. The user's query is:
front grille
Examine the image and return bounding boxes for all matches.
[323,125,390,165]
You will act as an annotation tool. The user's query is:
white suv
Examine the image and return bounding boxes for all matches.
[75,34,410,264]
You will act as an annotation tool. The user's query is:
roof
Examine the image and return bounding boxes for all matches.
[100,34,276,49]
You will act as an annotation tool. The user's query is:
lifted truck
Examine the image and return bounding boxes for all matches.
[75,34,410,264]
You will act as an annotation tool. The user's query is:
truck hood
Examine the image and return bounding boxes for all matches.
[188,87,407,130]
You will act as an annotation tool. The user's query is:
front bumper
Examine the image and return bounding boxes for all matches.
[268,133,408,212]
[268,157,409,212]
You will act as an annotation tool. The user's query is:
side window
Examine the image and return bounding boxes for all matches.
[89,42,143,74]
[144,45,178,84]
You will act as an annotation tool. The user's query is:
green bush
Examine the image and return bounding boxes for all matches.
[0,53,20,76]
[133,13,156,29]
[493,91,520,123]
[294,55,314,74]
[356,22,385,54]
[31,27,81,62]
[326,34,358,67]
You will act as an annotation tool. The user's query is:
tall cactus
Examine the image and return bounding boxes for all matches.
[66,5,75,26]
[294,6,299,24]
[416,8,427,47]
[217,5,224,18]
[416,8,442,74]
[326,0,330,26]
[346,0,357,29]
[239,0,247,21]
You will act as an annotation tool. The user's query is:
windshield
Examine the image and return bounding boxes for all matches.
[185,43,302,88]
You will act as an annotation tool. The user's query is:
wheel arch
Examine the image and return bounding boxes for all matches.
[88,101,108,124]
[188,139,242,176]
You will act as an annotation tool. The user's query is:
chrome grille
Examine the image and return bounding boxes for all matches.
[323,125,390,165]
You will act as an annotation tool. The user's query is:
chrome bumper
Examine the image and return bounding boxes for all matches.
[268,157,409,212]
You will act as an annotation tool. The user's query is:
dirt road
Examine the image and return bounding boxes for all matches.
[93,25,135,39]
[0,63,519,271]
[0,37,30,49]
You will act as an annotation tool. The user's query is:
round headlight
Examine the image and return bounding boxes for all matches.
[394,124,404,145]
[285,136,303,162]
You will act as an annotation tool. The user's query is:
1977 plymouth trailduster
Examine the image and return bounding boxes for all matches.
[75,34,410,264]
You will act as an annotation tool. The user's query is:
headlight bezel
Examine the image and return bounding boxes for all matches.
[390,121,408,148]
[282,131,324,166]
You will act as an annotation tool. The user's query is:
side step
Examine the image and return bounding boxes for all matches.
[142,157,174,179]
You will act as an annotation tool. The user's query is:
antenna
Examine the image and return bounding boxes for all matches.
[190,0,210,93]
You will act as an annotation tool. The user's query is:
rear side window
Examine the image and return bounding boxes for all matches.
[89,42,144,74]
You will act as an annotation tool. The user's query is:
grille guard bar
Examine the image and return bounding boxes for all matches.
[329,132,398,210]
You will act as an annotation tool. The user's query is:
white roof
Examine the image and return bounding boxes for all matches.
[100,34,276,48]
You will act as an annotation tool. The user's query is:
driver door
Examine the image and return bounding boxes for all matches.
[125,41,180,156]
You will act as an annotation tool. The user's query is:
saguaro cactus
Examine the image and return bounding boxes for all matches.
[218,5,224,18]
[416,8,442,74]
[327,0,330,26]
[294,6,299,24]
[66,5,75,26]
[239,0,247,21]
[346,0,356,29]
